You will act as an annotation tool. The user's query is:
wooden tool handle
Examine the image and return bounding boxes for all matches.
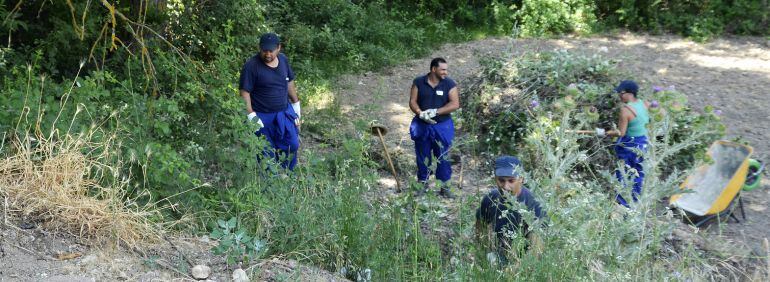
[566,129,595,134]
[376,128,401,192]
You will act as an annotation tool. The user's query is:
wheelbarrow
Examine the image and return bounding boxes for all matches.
[669,140,763,227]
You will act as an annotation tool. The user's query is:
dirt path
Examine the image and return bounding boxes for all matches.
[334,33,770,256]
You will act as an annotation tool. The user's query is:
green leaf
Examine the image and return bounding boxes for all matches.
[253,240,265,251]
[235,230,246,241]
[227,217,237,228]
[210,229,223,239]
[155,121,171,135]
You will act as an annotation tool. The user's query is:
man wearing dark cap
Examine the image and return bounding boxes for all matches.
[408,57,460,198]
[239,32,301,171]
[476,155,547,264]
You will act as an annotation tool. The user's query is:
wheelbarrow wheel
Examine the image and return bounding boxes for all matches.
[742,159,763,191]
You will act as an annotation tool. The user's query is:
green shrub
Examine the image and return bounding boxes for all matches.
[461,50,725,176]
[595,0,770,40]
[515,0,597,36]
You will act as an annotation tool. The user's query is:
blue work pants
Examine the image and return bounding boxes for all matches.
[409,117,454,183]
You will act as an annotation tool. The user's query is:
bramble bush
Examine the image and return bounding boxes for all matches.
[461,50,725,175]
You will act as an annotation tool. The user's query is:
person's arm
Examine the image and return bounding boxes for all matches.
[530,198,546,220]
[240,90,254,114]
[288,81,299,103]
[288,81,301,128]
[436,86,460,115]
[524,194,546,255]
[239,60,255,114]
[607,107,632,137]
[409,84,421,115]
[241,89,262,126]
[475,195,493,238]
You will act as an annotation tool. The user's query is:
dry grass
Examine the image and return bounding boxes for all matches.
[0,115,160,246]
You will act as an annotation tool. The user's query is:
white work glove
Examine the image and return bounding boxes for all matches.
[291,101,301,128]
[424,108,437,118]
[595,128,606,137]
[419,110,437,124]
[291,101,301,118]
[247,112,264,128]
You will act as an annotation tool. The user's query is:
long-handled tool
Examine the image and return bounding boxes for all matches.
[450,154,463,190]
[370,124,401,192]
[566,129,596,134]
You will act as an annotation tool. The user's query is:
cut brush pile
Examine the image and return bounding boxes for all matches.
[0,122,159,246]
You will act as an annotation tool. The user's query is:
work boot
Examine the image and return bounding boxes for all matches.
[414,181,429,197]
[439,186,456,199]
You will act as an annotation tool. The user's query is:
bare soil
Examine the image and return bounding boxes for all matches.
[0,222,347,281]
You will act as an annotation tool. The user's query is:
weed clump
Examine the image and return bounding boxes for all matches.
[0,118,161,246]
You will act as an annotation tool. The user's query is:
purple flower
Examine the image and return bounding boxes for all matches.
[653,86,663,93]
[530,99,540,108]
[714,109,722,116]
[650,100,660,108]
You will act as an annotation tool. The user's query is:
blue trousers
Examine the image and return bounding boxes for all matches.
[255,105,300,171]
[614,135,647,207]
[409,117,454,183]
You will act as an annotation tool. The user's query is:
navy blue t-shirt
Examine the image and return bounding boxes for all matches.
[476,187,546,240]
[239,53,296,113]
[413,74,456,123]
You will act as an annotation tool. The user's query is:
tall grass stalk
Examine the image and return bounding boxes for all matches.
[0,74,163,247]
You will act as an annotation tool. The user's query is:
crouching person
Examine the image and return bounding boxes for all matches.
[475,155,547,266]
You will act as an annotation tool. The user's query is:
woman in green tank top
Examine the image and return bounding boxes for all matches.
[604,80,650,207]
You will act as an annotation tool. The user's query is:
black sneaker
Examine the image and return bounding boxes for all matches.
[439,187,456,199]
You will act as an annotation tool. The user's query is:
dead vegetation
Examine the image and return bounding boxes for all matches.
[0,112,160,246]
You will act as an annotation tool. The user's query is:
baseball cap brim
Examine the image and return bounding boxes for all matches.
[260,42,278,51]
[495,167,521,178]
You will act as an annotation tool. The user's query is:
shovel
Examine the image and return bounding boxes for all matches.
[370,123,402,192]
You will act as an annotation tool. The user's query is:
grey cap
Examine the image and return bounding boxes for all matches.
[495,155,523,178]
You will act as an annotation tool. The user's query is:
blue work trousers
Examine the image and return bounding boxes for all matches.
[614,135,648,207]
[409,117,454,183]
[255,105,300,171]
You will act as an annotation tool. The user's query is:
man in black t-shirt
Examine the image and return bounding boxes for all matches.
[476,155,547,264]
[239,33,301,171]
[408,57,460,198]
